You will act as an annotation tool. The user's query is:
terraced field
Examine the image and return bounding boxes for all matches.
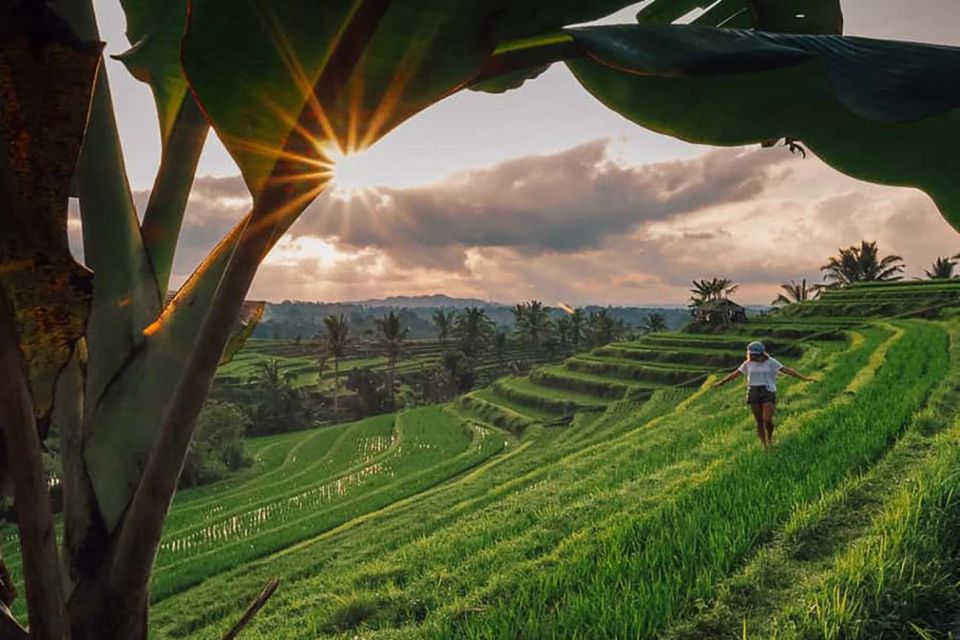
[215,337,551,393]
[6,284,960,638]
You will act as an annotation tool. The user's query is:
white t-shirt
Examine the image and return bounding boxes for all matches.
[738,357,784,391]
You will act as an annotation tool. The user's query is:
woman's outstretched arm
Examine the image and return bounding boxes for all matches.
[781,366,816,382]
[712,368,743,388]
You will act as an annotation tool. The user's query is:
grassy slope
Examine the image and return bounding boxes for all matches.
[151,317,933,638]
[8,286,960,638]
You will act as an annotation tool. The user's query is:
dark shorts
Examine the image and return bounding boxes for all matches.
[746,385,776,406]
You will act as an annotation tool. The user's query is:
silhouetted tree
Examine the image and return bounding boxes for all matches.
[323,313,352,420]
[772,278,817,305]
[376,311,408,409]
[432,309,453,343]
[924,256,957,279]
[820,240,904,288]
[454,307,495,357]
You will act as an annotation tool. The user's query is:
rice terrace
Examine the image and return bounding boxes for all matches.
[4,0,960,639]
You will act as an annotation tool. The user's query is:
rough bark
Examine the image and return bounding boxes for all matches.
[0,292,68,639]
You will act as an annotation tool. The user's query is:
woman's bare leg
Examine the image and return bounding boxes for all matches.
[762,402,776,444]
[750,403,768,447]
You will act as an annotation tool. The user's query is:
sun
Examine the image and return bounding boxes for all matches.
[329,148,378,200]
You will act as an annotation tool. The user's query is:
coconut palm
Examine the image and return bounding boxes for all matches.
[431,309,453,343]
[820,240,904,288]
[587,308,623,346]
[772,279,817,306]
[246,360,306,434]
[247,359,295,418]
[924,256,957,279]
[494,330,508,367]
[513,300,552,355]
[454,307,495,357]
[323,314,351,420]
[376,312,408,408]
[556,316,572,351]
[689,277,738,308]
[642,312,668,334]
[569,308,586,351]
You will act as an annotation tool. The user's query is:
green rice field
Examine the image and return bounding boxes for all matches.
[5,282,960,638]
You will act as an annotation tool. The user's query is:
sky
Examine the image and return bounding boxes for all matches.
[87,0,960,305]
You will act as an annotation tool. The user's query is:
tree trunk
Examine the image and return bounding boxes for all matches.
[0,294,68,639]
[333,357,340,421]
[66,583,148,640]
[389,358,396,409]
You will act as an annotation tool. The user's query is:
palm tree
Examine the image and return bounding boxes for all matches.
[642,312,667,334]
[494,330,508,367]
[569,308,586,351]
[376,311,408,409]
[556,316,572,351]
[323,313,351,420]
[431,309,453,343]
[247,359,303,433]
[247,359,294,418]
[587,308,621,346]
[454,307,495,357]
[512,300,552,355]
[314,334,330,380]
[772,278,816,306]
[820,240,904,288]
[689,277,738,308]
[924,256,956,279]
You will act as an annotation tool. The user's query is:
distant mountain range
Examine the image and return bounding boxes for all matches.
[346,294,504,308]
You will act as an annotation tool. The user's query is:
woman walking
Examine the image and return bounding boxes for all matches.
[713,341,815,449]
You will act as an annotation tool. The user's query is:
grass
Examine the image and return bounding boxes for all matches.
[141,319,885,638]
[8,284,960,638]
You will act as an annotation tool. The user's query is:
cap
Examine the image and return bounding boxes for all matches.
[747,341,765,354]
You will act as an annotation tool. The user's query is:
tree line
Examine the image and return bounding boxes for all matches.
[688,241,959,310]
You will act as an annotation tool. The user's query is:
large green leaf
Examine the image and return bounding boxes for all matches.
[472,0,843,96]
[182,1,639,193]
[566,24,960,227]
[59,0,165,418]
[81,0,646,531]
[115,0,209,294]
[114,0,189,145]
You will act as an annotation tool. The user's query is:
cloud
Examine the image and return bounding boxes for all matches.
[68,138,960,305]
[293,140,795,260]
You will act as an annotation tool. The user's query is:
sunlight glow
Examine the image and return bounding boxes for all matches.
[266,236,345,267]
[329,148,380,200]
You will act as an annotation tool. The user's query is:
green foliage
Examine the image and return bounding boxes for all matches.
[772,278,816,306]
[345,368,391,418]
[513,300,553,354]
[689,277,739,308]
[246,359,312,435]
[5,301,953,638]
[821,240,904,287]
[566,24,960,230]
[642,312,668,334]
[10,0,960,633]
[453,307,495,357]
[923,256,957,280]
[179,402,252,489]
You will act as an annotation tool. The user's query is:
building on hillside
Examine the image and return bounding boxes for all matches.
[691,298,747,326]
